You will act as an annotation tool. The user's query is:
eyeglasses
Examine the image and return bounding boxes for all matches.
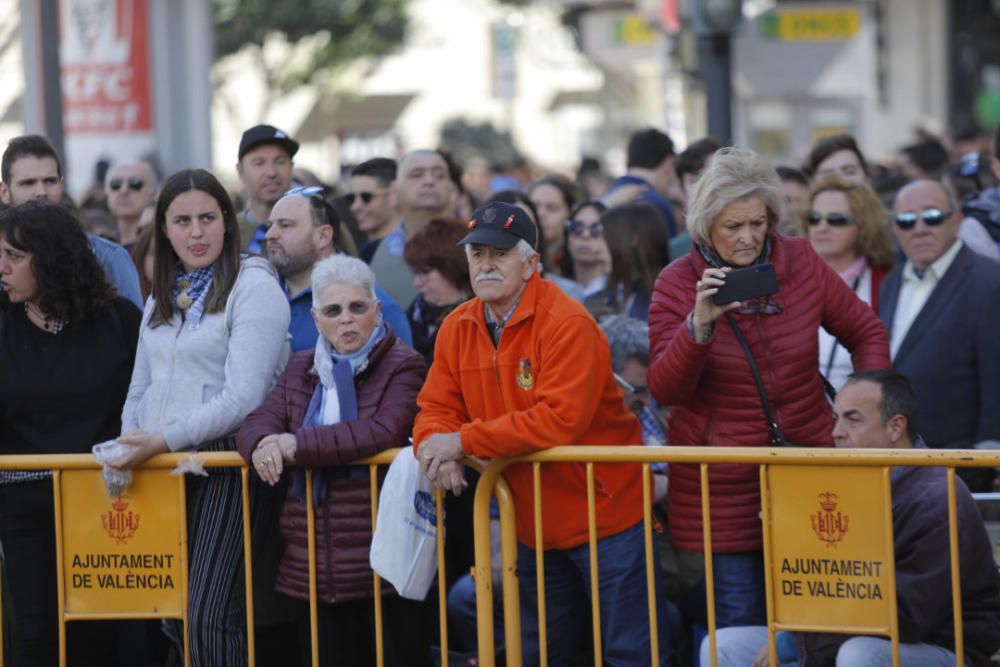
[345,190,388,205]
[807,211,855,227]
[319,300,372,318]
[566,220,604,239]
[109,176,144,192]
[894,208,951,230]
[284,185,324,197]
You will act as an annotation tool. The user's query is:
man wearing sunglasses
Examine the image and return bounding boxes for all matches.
[879,179,1000,490]
[105,160,156,248]
[348,158,397,264]
[0,135,142,308]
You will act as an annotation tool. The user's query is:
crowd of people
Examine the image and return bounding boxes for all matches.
[1,118,1000,667]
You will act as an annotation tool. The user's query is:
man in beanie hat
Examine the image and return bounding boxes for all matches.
[414,201,668,666]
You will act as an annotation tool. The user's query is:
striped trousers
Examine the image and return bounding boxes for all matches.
[184,438,267,667]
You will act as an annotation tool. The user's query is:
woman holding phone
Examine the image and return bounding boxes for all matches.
[114,169,290,665]
[647,148,890,632]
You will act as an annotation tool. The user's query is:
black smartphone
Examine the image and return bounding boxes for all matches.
[712,263,779,305]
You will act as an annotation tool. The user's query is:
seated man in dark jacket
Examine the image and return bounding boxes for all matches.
[706,369,1000,667]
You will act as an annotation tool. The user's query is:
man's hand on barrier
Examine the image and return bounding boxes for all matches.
[417,432,463,481]
[433,460,468,496]
[110,430,168,470]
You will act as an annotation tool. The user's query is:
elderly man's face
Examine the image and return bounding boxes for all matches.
[468,243,537,315]
[892,180,960,270]
[107,163,155,221]
[832,380,897,449]
[619,357,653,416]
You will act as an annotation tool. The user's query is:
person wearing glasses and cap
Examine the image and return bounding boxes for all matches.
[105,159,157,248]
[414,201,669,666]
[879,179,1000,491]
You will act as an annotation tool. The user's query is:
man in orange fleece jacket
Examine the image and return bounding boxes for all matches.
[414,202,668,666]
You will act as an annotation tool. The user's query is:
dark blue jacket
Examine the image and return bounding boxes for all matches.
[879,243,1000,449]
[607,174,678,238]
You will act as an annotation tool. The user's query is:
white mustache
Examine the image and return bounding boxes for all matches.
[475,271,503,283]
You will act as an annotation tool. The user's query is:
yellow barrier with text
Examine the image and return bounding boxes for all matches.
[59,469,186,616]
[763,465,895,632]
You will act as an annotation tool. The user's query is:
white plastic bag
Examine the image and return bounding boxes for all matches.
[369,447,441,600]
[92,440,133,497]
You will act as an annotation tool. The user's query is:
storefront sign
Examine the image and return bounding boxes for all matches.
[761,9,861,42]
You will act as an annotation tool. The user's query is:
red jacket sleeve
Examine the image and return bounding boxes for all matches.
[816,252,891,371]
[648,261,713,406]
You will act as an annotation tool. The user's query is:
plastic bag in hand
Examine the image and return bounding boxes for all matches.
[92,440,133,497]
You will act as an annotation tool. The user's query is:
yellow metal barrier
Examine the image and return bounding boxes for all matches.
[0,448,469,667]
[472,446,1000,667]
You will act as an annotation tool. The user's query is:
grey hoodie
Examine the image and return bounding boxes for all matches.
[122,256,291,450]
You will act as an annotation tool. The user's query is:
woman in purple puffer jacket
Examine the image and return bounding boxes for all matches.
[237,254,426,666]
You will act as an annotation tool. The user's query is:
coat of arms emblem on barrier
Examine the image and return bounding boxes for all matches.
[102,494,141,544]
[810,491,849,547]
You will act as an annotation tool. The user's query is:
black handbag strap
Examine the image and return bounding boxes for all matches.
[725,313,789,446]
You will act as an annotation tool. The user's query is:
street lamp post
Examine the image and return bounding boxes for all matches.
[694,0,743,145]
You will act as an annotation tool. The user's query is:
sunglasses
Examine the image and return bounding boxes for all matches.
[109,176,144,192]
[345,190,387,205]
[566,220,604,239]
[285,185,324,197]
[319,300,372,318]
[894,208,951,230]
[807,211,855,227]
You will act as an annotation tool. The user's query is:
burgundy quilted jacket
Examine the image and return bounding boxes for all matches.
[236,328,427,603]
[648,236,890,552]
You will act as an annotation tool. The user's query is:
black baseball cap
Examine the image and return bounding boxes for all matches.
[238,125,300,161]
[458,202,538,250]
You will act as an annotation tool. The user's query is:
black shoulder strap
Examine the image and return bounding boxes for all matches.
[725,313,789,446]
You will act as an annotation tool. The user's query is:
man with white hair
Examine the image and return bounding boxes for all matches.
[105,159,157,247]
[414,201,668,666]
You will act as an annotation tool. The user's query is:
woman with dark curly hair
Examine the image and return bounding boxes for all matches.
[0,200,141,664]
